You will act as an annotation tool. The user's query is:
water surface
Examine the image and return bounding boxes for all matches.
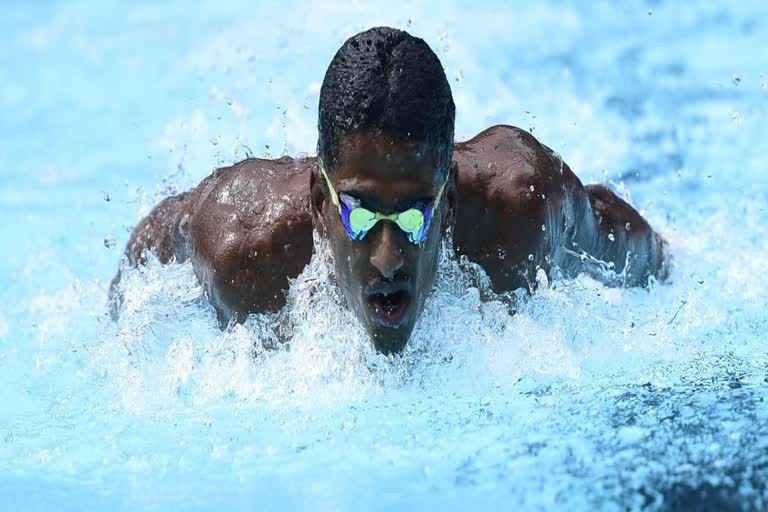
[1,1,767,510]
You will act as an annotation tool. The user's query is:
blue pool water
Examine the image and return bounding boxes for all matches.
[1,1,767,510]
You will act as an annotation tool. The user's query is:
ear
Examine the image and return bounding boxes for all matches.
[441,160,459,233]
[310,162,328,236]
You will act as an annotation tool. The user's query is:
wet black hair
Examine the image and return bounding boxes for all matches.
[318,27,455,179]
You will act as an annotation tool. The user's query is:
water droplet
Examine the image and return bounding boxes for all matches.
[732,74,741,86]
[541,224,546,232]
[103,192,111,202]
[625,222,631,231]
[529,185,535,192]
[528,254,534,261]
[647,9,653,15]
[104,237,116,249]
[608,233,615,242]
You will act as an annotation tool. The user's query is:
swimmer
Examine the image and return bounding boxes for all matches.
[110,27,668,354]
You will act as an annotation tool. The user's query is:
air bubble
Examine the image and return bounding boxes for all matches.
[732,74,741,86]
[608,233,615,242]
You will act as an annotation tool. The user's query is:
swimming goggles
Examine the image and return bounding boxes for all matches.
[319,159,448,244]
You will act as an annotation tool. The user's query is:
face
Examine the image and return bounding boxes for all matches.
[311,132,455,354]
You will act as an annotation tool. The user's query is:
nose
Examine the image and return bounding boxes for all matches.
[369,222,405,279]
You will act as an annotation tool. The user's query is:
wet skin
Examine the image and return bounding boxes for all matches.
[111,125,668,352]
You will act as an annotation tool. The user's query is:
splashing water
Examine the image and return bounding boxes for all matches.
[2,1,768,510]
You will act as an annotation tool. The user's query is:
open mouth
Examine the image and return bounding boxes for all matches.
[367,290,411,327]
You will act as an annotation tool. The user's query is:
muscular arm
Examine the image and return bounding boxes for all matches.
[184,157,314,325]
[566,182,668,286]
[451,125,668,292]
[122,192,191,266]
[110,157,314,325]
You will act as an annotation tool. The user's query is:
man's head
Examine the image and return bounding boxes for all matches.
[311,27,456,354]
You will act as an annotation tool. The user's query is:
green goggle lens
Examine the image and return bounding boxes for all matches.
[349,208,378,233]
[348,207,426,236]
[394,209,424,233]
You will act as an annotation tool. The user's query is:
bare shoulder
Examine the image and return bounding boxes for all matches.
[186,156,312,232]
[451,125,567,291]
[184,156,314,322]
[453,124,563,197]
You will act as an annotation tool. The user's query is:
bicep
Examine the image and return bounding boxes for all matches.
[124,192,191,266]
